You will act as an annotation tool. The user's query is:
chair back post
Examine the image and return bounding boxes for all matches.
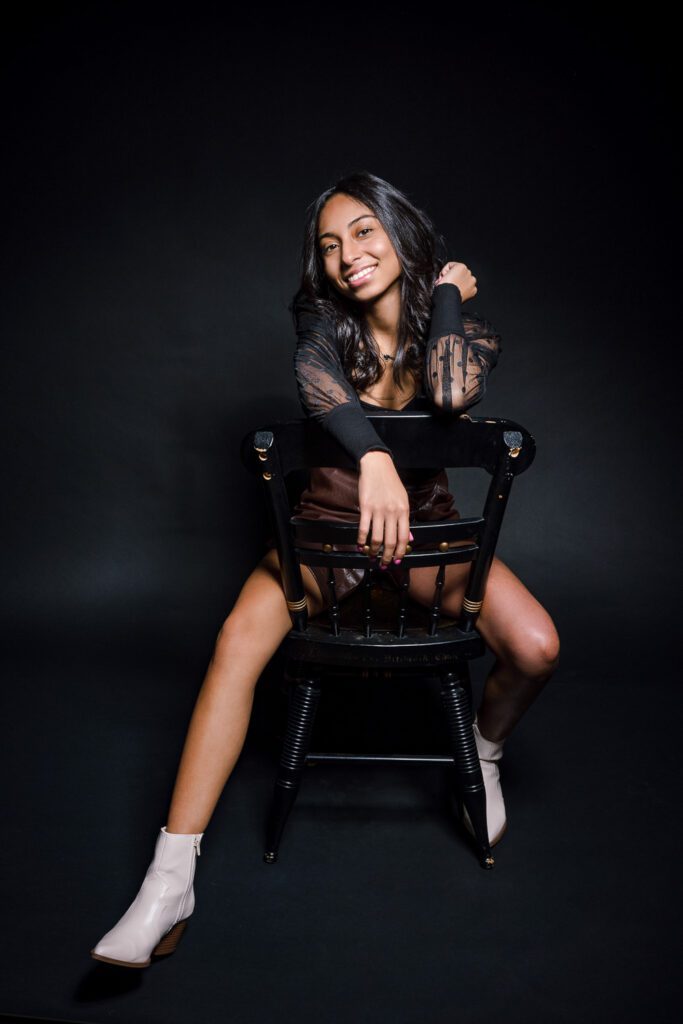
[252,430,309,632]
[459,429,524,632]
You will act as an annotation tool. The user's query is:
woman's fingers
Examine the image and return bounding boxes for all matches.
[369,512,384,560]
[393,511,411,563]
[436,261,477,303]
[357,506,373,549]
[358,510,413,566]
[378,514,398,567]
[356,454,410,565]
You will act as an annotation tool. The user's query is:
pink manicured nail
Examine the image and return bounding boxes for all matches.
[409,531,414,541]
[379,563,388,571]
[394,558,402,564]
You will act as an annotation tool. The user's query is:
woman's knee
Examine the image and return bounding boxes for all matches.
[509,622,561,680]
[217,601,281,647]
[208,613,282,687]
[213,561,319,658]
[213,612,246,657]
[213,599,284,660]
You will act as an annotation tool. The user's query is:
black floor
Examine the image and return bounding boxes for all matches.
[1,602,680,1024]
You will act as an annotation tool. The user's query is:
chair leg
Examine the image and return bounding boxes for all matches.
[439,666,495,869]
[263,674,321,864]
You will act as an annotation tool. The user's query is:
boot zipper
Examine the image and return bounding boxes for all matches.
[176,835,202,923]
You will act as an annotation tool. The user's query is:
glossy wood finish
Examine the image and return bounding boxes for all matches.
[241,412,535,869]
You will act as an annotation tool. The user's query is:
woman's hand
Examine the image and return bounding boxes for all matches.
[434,261,477,302]
[357,452,412,567]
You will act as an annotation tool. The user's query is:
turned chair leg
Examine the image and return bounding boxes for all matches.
[263,673,321,864]
[440,665,495,869]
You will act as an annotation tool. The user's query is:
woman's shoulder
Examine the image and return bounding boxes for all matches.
[291,288,335,331]
[290,290,344,362]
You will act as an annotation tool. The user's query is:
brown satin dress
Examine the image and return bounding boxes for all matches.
[264,395,462,610]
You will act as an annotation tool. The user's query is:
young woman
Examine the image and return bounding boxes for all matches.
[90,171,560,969]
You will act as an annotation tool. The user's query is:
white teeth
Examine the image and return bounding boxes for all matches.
[348,265,376,283]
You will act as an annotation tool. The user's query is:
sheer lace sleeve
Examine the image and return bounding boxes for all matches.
[292,295,393,469]
[424,283,502,413]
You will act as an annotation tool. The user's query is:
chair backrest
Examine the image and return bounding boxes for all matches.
[241,411,535,639]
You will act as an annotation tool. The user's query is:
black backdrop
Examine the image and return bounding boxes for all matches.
[1,3,679,1023]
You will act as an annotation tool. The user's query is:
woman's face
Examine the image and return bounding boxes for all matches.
[317,193,401,303]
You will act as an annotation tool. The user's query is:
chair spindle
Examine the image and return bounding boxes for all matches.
[428,562,447,636]
[326,567,340,636]
[396,566,410,638]
[362,565,374,638]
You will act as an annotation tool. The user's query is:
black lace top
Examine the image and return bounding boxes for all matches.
[292,282,502,470]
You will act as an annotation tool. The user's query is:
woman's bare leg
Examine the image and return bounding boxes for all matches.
[406,554,560,742]
[165,550,324,834]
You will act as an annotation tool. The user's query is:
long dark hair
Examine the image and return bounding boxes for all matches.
[289,171,448,393]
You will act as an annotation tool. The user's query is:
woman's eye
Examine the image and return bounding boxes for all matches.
[321,227,371,255]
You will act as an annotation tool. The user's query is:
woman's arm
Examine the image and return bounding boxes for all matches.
[424,282,502,412]
[292,295,394,469]
[292,294,410,565]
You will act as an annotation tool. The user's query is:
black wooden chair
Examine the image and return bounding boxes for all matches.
[240,411,535,869]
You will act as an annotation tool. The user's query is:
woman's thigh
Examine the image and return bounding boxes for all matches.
[212,551,325,686]
[239,548,325,626]
[406,555,560,676]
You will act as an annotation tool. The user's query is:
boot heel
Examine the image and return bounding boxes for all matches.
[152,918,188,957]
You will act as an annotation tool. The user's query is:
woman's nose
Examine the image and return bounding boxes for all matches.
[341,240,363,266]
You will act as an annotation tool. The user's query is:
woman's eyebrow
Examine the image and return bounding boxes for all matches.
[318,214,377,242]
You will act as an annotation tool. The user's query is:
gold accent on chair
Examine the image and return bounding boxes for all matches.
[439,541,449,552]
[322,543,333,553]
[262,471,272,480]
[463,597,483,612]
[286,596,308,611]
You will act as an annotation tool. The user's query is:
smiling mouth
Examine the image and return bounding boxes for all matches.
[346,265,378,285]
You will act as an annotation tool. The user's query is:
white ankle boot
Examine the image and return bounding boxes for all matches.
[462,716,507,846]
[91,826,204,968]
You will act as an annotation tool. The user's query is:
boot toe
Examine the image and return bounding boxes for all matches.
[91,941,151,967]
[91,924,153,966]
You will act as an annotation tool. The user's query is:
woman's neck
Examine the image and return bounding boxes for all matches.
[362,281,402,352]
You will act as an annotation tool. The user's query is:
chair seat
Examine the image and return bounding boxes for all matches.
[283,578,485,667]
[284,623,484,667]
